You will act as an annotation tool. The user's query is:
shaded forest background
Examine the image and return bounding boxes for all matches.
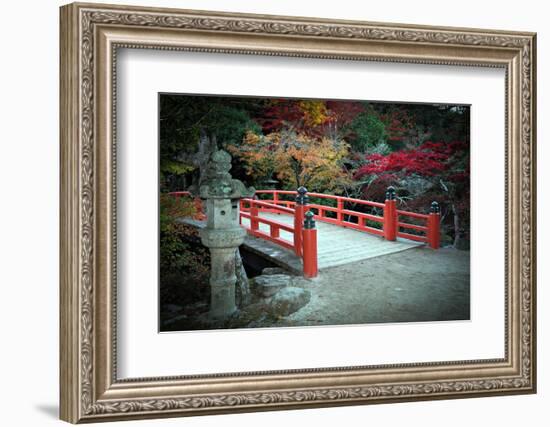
[159,94,470,318]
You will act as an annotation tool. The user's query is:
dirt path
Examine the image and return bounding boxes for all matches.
[163,246,470,331]
[275,246,470,327]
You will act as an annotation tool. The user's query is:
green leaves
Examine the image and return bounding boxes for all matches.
[161,160,195,176]
[347,111,387,151]
[159,94,265,191]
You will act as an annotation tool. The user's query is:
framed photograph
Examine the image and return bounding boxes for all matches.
[60,2,537,423]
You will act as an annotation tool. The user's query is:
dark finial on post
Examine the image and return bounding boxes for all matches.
[430,201,440,214]
[386,186,396,201]
[296,186,309,205]
[304,210,316,229]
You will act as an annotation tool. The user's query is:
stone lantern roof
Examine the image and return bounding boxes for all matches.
[198,149,255,199]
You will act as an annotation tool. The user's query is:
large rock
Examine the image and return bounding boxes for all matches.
[269,287,311,317]
[253,274,292,297]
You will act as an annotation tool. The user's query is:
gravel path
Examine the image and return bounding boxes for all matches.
[162,246,470,331]
[275,246,470,327]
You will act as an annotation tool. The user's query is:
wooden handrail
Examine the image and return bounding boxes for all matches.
[253,190,386,236]
[256,189,385,208]
[396,209,429,220]
[240,212,295,233]
[249,189,439,248]
[239,197,312,266]
[398,222,428,232]
[241,198,295,215]
[255,190,296,196]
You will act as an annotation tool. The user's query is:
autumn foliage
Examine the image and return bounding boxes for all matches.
[355,140,468,179]
[228,130,351,192]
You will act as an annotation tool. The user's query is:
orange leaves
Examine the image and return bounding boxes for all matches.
[228,131,278,178]
[230,130,351,192]
[160,194,200,220]
[298,100,329,127]
[260,99,334,135]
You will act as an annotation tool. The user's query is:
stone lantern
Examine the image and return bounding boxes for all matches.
[198,149,255,320]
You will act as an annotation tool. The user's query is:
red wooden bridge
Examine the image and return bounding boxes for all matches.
[170,187,440,279]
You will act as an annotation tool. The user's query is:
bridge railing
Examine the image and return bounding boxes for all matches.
[240,196,318,278]
[167,191,318,277]
[240,199,296,252]
[253,188,440,249]
[255,191,384,234]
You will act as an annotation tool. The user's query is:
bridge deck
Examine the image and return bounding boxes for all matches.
[179,212,423,273]
[240,212,423,271]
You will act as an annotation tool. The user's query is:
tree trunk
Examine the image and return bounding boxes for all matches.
[194,131,217,184]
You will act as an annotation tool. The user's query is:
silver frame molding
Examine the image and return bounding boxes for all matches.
[60,2,536,423]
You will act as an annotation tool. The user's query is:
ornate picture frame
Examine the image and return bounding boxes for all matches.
[60,2,536,423]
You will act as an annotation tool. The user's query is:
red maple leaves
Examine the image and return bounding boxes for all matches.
[354,140,469,181]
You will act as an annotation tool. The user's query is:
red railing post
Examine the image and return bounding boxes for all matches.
[239,200,244,225]
[383,186,397,241]
[270,224,280,239]
[302,211,318,278]
[294,186,308,256]
[428,201,441,249]
[250,202,259,234]
[336,197,343,224]
[273,190,279,206]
